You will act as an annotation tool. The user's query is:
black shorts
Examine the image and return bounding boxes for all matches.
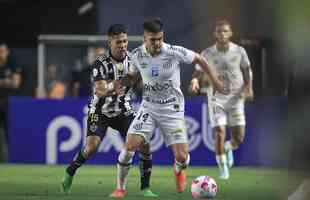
[87,112,135,140]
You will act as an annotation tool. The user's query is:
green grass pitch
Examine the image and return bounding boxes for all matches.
[0,164,295,200]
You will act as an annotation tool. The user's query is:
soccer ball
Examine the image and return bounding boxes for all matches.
[191,175,218,199]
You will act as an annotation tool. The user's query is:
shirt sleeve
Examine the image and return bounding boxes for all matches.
[128,51,139,74]
[91,60,107,82]
[240,47,251,69]
[168,45,196,64]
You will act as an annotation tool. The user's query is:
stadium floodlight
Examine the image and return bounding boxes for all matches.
[37,34,143,97]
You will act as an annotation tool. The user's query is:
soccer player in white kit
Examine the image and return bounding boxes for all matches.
[109,18,225,197]
[190,19,253,180]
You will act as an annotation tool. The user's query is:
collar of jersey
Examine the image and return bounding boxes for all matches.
[214,42,234,54]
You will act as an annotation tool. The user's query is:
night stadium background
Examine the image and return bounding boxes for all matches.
[1,0,310,199]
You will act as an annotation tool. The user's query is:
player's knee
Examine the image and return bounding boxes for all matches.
[125,142,138,152]
[118,149,135,164]
[83,143,98,158]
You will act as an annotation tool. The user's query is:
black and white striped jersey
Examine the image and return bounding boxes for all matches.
[88,51,134,118]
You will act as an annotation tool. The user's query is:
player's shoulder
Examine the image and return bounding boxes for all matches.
[201,45,216,57]
[164,43,189,57]
[230,42,246,53]
[130,45,147,59]
[91,53,111,69]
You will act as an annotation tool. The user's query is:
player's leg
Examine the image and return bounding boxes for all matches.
[214,126,229,179]
[110,109,155,198]
[225,106,246,168]
[159,109,189,192]
[62,135,102,194]
[226,125,245,166]
[171,143,190,193]
[62,113,106,194]
[110,134,144,198]
[138,143,158,197]
[209,104,229,179]
[110,113,157,197]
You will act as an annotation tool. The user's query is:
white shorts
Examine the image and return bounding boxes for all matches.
[127,103,188,146]
[208,103,246,128]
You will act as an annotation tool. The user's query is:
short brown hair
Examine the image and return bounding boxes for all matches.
[214,19,232,29]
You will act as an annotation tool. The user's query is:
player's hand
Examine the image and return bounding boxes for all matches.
[213,78,228,95]
[242,86,254,101]
[113,80,125,96]
[189,78,200,94]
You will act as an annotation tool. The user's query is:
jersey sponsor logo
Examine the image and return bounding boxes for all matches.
[144,81,173,92]
[116,63,124,74]
[140,62,148,68]
[144,97,176,104]
[151,66,159,77]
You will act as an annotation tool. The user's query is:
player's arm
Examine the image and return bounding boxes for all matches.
[241,65,254,101]
[192,54,225,94]
[240,47,254,101]
[189,69,202,95]
[92,60,123,98]
[170,45,224,93]
[0,69,22,89]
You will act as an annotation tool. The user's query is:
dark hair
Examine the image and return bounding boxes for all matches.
[143,17,163,33]
[107,24,128,36]
[214,19,232,29]
[0,41,7,47]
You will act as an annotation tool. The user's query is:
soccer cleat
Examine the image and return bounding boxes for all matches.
[173,164,187,193]
[226,149,234,168]
[61,171,74,195]
[141,188,159,197]
[109,189,126,198]
[218,164,230,180]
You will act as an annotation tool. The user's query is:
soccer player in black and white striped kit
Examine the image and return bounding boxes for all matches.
[61,24,157,197]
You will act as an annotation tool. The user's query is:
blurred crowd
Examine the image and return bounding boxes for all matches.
[0,42,107,162]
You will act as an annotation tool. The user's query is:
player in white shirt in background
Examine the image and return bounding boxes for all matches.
[110,18,225,198]
[190,19,253,180]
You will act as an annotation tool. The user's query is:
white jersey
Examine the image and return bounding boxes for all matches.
[196,42,250,108]
[130,43,196,111]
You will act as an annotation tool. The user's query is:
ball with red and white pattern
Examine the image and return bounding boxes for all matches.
[191,175,218,199]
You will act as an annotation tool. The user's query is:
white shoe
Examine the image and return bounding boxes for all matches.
[219,164,230,180]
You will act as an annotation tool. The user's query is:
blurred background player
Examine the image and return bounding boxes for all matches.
[0,42,23,162]
[190,19,253,180]
[111,17,225,197]
[61,24,157,197]
[71,47,106,97]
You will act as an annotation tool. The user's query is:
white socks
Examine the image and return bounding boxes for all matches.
[216,154,227,169]
[116,149,135,190]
